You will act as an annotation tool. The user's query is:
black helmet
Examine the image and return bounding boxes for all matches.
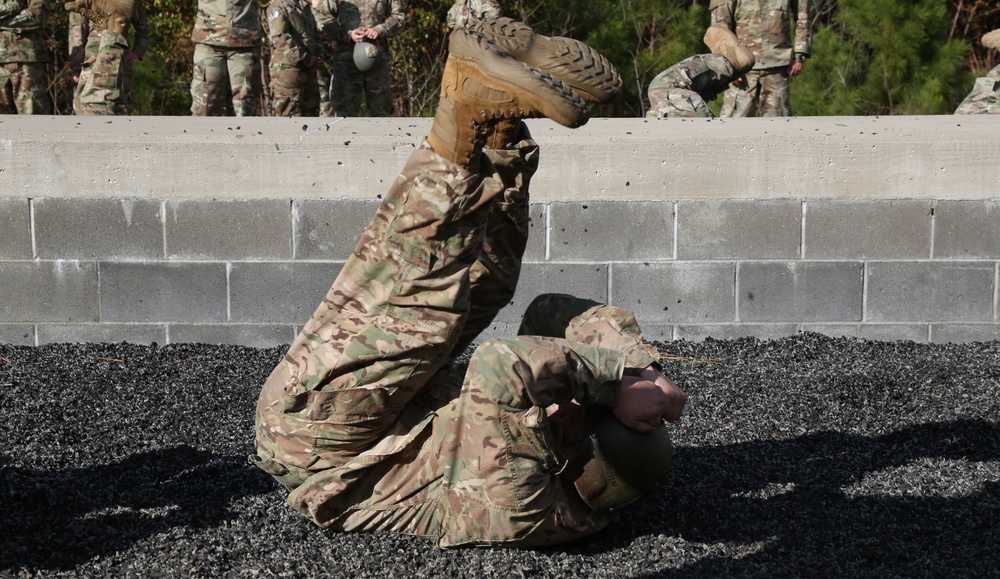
[353,41,383,72]
[571,407,673,511]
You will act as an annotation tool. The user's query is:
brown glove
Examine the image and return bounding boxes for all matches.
[65,0,133,34]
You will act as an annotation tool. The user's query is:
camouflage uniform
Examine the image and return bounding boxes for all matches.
[267,0,320,116]
[315,0,403,117]
[190,0,262,116]
[710,0,812,117]
[0,0,52,115]
[69,2,150,116]
[446,0,501,30]
[646,54,736,119]
[252,134,662,547]
[954,65,1000,115]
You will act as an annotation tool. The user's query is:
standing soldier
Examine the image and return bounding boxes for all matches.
[0,0,52,114]
[66,0,150,115]
[316,0,404,117]
[267,0,321,116]
[955,29,1000,115]
[710,0,813,117]
[190,0,262,116]
[445,0,500,30]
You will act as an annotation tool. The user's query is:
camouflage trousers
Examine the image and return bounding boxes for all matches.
[331,54,393,116]
[190,43,262,116]
[646,88,714,119]
[316,59,334,117]
[720,67,792,117]
[74,30,133,116]
[269,63,320,117]
[954,65,1000,115]
[0,62,52,115]
[253,136,660,547]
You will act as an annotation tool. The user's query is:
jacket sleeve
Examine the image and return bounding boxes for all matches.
[0,0,48,29]
[709,0,735,31]
[793,0,813,56]
[269,4,308,67]
[315,0,349,44]
[67,11,88,74]
[372,0,404,39]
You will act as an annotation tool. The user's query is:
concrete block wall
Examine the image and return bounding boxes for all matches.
[2,115,999,346]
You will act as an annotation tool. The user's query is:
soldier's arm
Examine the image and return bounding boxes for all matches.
[131,1,150,59]
[793,0,813,57]
[67,11,87,75]
[708,0,735,31]
[287,4,319,64]
[315,0,349,43]
[1,0,47,29]
[372,0,403,39]
[268,4,305,67]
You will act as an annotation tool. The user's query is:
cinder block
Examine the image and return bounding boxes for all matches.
[496,263,609,323]
[934,201,1000,258]
[0,324,34,345]
[867,262,994,322]
[805,200,931,259]
[0,260,99,322]
[801,323,929,343]
[637,324,673,343]
[611,262,735,323]
[37,323,166,345]
[230,262,341,323]
[169,324,295,346]
[930,324,1000,344]
[0,197,31,259]
[549,201,673,261]
[524,203,546,262]
[739,261,863,322]
[33,197,163,259]
[677,200,800,259]
[100,262,227,323]
[675,324,800,341]
[293,198,380,259]
[166,199,291,260]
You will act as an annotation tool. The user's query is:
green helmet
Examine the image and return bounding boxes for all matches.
[571,407,673,511]
[353,41,383,72]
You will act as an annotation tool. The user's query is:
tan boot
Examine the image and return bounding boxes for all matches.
[473,16,623,104]
[704,25,755,75]
[984,29,1000,51]
[428,29,588,169]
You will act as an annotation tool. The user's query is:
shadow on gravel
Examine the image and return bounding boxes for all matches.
[0,445,272,572]
[592,419,1000,575]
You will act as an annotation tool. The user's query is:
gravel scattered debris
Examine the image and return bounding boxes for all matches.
[2,333,998,578]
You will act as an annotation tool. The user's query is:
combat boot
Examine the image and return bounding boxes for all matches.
[704,25,755,76]
[428,29,588,170]
[984,29,1000,51]
[472,16,622,104]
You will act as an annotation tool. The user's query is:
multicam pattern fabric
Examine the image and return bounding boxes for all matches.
[252,138,662,547]
[954,65,1000,115]
[314,0,403,116]
[0,0,50,113]
[191,0,261,48]
[646,54,735,119]
[0,61,50,113]
[446,0,502,30]
[190,42,261,116]
[69,2,149,115]
[267,0,320,116]
[711,0,811,117]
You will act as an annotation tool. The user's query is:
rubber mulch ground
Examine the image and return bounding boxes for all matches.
[2,334,999,578]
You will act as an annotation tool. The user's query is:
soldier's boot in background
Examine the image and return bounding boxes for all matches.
[983,29,1000,51]
[472,16,622,104]
[64,0,133,33]
[704,25,755,76]
[428,29,588,171]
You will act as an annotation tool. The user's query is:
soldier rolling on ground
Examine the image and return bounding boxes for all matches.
[252,23,686,547]
[190,0,262,116]
[314,0,403,117]
[646,25,755,119]
[267,0,321,117]
[955,29,1000,115]
[710,0,813,117]
[66,0,149,115]
[0,0,52,114]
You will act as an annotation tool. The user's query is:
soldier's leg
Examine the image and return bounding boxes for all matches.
[228,46,262,117]
[8,63,52,115]
[719,69,761,117]
[331,59,362,116]
[190,43,230,116]
[269,64,300,116]
[78,30,128,116]
[316,59,334,116]
[301,67,320,117]
[757,68,791,117]
[363,63,393,116]
[0,64,16,114]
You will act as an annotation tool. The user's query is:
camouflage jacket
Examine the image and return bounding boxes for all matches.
[954,65,1000,115]
[446,0,501,30]
[646,54,736,119]
[314,0,404,57]
[191,0,261,48]
[0,0,50,64]
[710,0,812,70]
[68,1,151,75]
[266,0,319,69]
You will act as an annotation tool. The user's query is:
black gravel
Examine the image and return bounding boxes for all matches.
[2,333,999,578]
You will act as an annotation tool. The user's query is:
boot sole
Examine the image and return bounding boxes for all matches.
[474,17,623,104]
[448,29,590,128]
